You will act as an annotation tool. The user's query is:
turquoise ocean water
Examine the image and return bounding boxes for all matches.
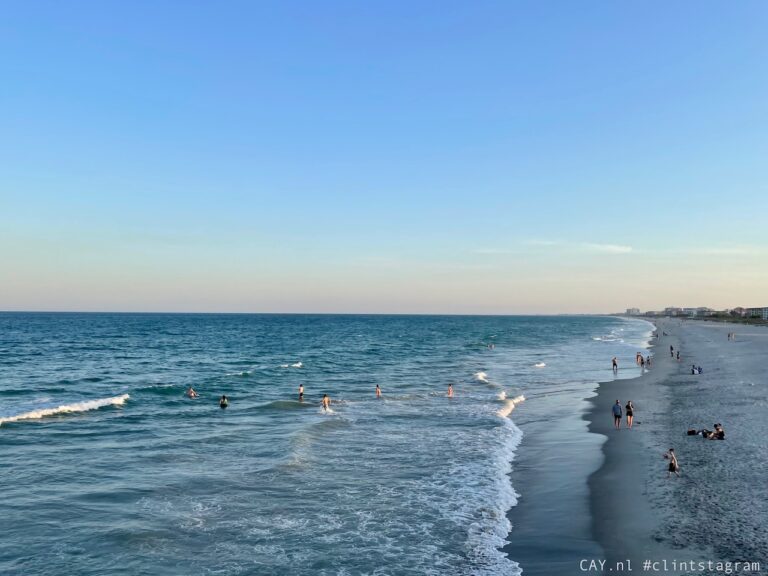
[0,314,652,575]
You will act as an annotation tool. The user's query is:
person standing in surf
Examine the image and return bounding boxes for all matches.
[612,357,618,373]
[298,384,304,402]
[375,384,381,398]
[219,395,228,409]
[322,394,331,411]
[612,400,622,430]
[447,384,454,398]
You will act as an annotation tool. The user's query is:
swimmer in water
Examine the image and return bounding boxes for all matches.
[322,394,331,411]
[186,386,198,399]
[375,384,381,398]
[298,384,304,402]
[219,395,228,408]
[447,384,454,398]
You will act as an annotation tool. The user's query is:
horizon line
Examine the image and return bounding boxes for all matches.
[0,309,621,317]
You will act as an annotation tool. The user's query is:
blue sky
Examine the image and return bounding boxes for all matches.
[2,1,767,313]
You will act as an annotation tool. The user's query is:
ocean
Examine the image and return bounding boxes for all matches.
[0,313,652,575]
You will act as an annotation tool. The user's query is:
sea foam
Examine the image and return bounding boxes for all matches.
[0,394,129,427]
[497,394,526,418]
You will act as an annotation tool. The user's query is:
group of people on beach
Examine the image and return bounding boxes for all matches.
[634,352,651,369]
[612,399,634,429]
[727,332,736,341]
[687,423,725,440]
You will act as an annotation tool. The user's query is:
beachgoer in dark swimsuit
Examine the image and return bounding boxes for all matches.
[625,401,634,428]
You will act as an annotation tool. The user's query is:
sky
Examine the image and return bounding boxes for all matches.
[2,1,767,314]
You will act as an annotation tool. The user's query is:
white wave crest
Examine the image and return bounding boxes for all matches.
[280,362,303,369]
[534,362,546,368]
[0,394,130,427]
[497,390,506,401]
[474,371,489,383]
[497,394,526,418]
[226,369,253,376]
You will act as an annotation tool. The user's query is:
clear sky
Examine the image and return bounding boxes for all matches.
[2,1,767,313]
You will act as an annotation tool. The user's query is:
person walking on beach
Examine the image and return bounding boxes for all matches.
[376,384,381,398]
[676,351,680,362]
[646,355,652,368]
[612,357,618,373]
[665,448,680,477]
[625,401,634,429]
[447,383,454,398]
[670,345,674,357]
[322,394,331,411]
[612,400,622,430]
[640,356,645,370]
[298,384,304,402]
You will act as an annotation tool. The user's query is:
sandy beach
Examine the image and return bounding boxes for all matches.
[505,318,767,575]
[587,318,767,574]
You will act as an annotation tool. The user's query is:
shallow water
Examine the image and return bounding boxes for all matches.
[0,313,651,575]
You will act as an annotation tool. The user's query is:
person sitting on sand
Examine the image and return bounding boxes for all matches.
[219,395,228,408]
[704,423,725,440]
[612,400,622,430]
[322,394,331,411]
[186,386,199,399]
[664,448,680,477]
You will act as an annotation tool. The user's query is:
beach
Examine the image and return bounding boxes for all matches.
[505,318,766,575]
[587,318,767,575]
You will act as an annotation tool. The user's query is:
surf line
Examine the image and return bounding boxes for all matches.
[0,394,130,427]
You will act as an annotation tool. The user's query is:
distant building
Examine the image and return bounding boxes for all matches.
[747,307,768,320]
[730,307,748,317]
[626,308,641,316]
[664,307,683,316]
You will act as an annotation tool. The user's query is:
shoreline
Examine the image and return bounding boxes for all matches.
[585,318,768,574]
[585,321,681,573]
